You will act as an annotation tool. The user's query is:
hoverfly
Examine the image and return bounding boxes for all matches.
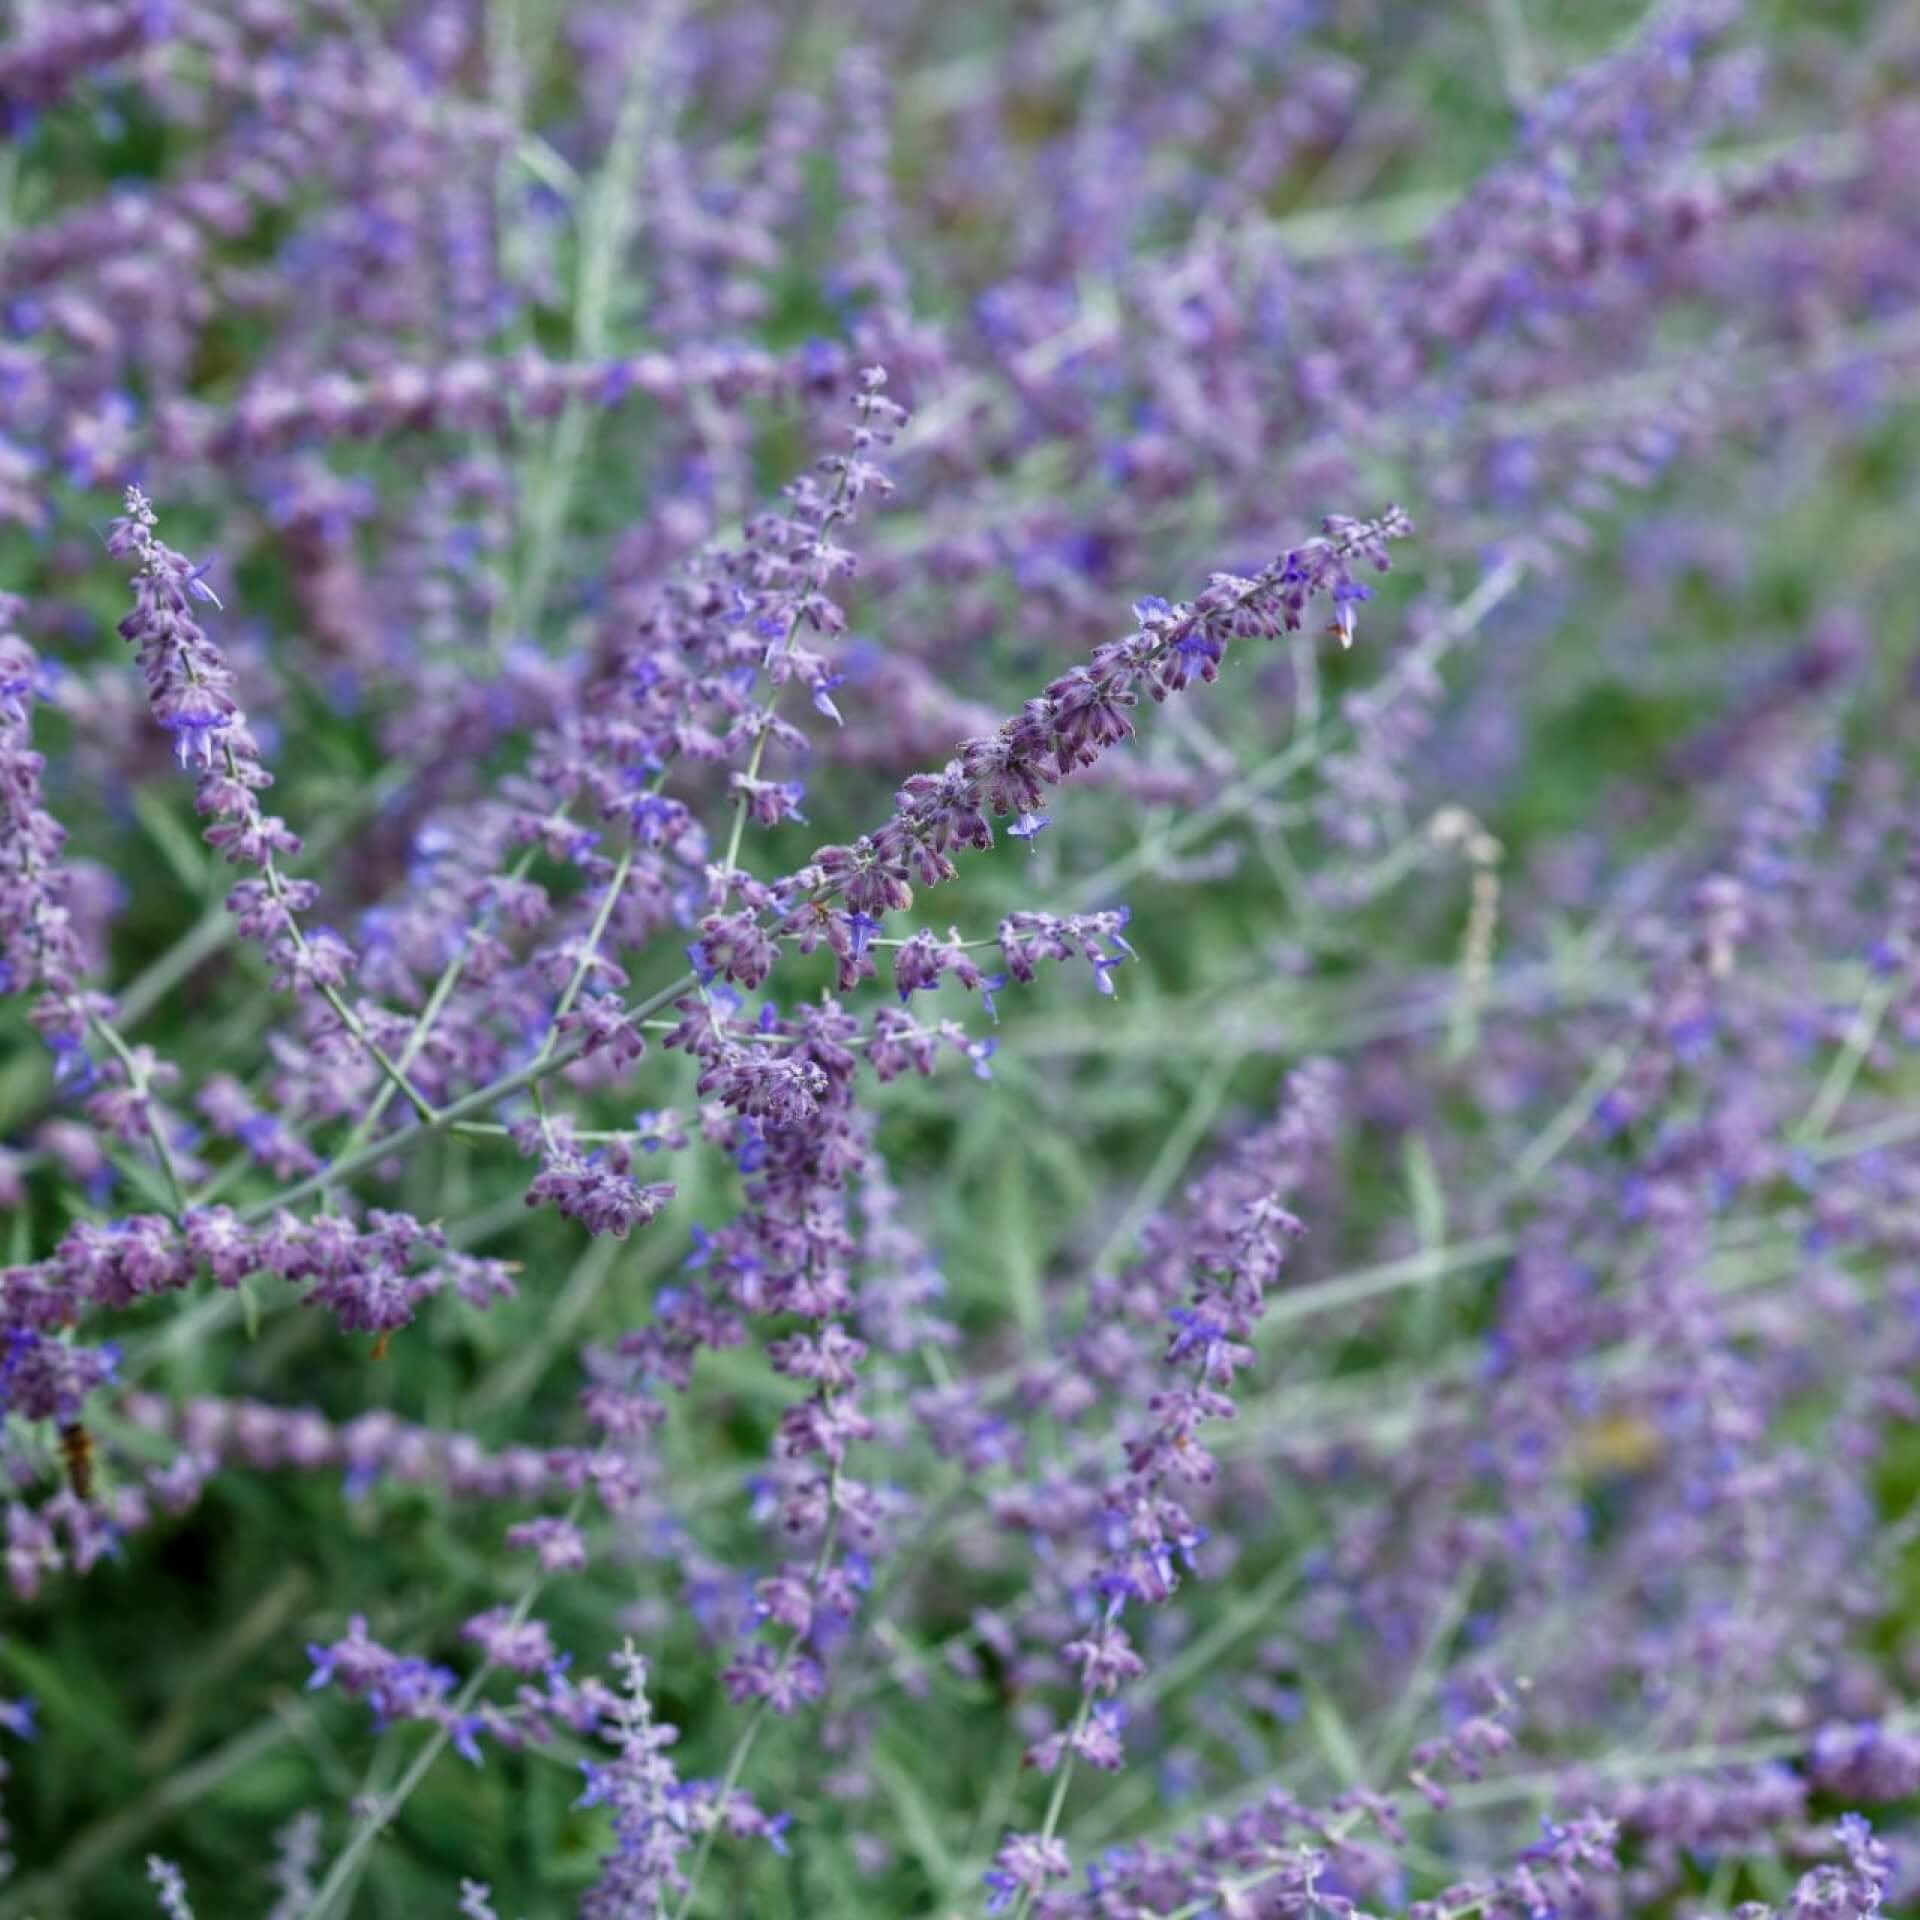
[57,1421,95,1502]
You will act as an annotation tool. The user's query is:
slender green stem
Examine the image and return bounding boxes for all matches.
[1067,558,1527,908]
[153,595,438,1126]
[330,925,480,1161]
[669,1466,844,1920]
[1485,0,1540,104]
[508,4,677,645]
[87,1013,188,1215]
[300,1498,583,1920]
[1495,1043,1630,1199]
[527,842,638,1143]
[449,1120,634,1144]
[236,966,700,1222]
[327,795,585,1180]
[0,1707,305,1920]
[869,934,1001,951]
[115,762,414,1029]
[1799,974,1897,1143]
[302,1680,490,1920]
[257,851,437,1124]
[552,845,636,1034]
[1002,1682,1097,1920]
[1086,1049,1241,1277]
[1130,1562,1301,1713]
[1813,1103,1920,1163]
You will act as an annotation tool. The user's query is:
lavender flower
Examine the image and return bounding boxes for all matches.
[5,8,1920,1916]
[0,1,168,133]
[146,1854,195,1920]
[0,594,94,1054]
[579,1644,689,1918]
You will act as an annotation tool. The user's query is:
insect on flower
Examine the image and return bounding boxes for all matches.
[1326,580,1371,649]
[58,1421,95,1502]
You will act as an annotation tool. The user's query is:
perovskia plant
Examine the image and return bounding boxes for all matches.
[2,3,1920,1917]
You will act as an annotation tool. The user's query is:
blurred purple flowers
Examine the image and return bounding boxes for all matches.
[2,1,1920,1916]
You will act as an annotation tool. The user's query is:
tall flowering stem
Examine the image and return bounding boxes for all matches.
[985,1063,1341,1917]
[1,592,190,1208]
[200,504,1407,1231]
[580,1643,690,1918]
[107,488,437,1126]
[711,367,904,894]
[84,1015,189,1215]
[298,1491,590,1920]
[784,509,1412,958]
[0,593,90,1050]
[669,1459,845,1920]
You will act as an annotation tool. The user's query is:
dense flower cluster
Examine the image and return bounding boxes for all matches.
[0,597,80,1006]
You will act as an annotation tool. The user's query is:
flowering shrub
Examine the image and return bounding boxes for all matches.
[2,1,1920,1915]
